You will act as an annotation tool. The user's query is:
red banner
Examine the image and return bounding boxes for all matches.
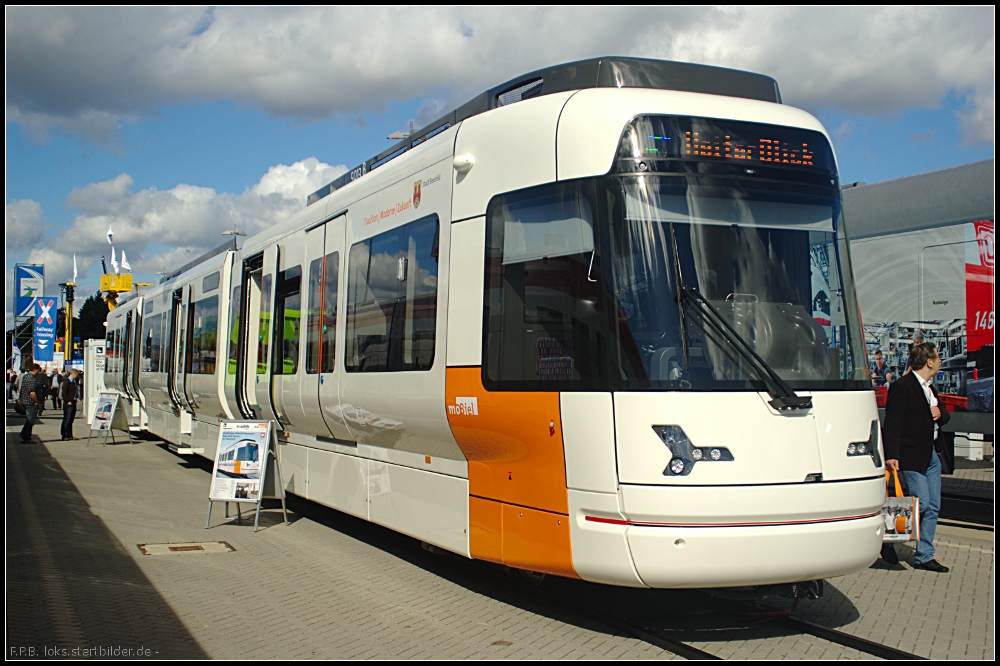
[966,220,994,352]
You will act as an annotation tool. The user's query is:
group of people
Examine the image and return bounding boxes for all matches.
[11,364,83,443]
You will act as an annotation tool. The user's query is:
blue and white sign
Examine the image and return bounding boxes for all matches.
[33,297,58,363]
[16,264,45,318]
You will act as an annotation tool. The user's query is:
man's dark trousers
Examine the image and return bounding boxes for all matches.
[61,402,77,439]
[20,405,40,442]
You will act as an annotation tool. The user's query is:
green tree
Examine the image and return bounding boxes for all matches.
[74,292,110,342]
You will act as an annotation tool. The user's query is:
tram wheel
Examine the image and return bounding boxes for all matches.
[517,569,547,586]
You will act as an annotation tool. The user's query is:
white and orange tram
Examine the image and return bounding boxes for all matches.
[105,57,886,589]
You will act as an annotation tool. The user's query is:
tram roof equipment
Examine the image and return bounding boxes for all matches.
[158,237,238,284]
[307,57,782,206]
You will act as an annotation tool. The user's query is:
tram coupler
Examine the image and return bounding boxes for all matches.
[706,579,825,601]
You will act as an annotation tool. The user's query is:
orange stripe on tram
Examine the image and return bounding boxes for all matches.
[446,367,577,578]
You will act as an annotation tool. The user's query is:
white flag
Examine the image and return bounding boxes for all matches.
[73,254,78,283]
[121,251,132,272]
[107,225,114,245]
[111,246,119,274]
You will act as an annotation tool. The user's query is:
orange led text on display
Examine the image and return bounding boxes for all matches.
[682,131,814,166]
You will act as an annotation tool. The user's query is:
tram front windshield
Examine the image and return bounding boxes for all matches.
[483,115,870,392]
[607,174,867,391]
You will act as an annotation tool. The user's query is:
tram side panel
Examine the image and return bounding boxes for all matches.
[338,155,470,555]
[443,92,586,578]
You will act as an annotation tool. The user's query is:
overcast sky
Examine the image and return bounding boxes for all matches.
[5,6,995,329]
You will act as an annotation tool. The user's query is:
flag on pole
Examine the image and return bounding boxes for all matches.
[107,225,114,245]
[111,246,119,274]
[73,254,78,283]
[121,251,132,272]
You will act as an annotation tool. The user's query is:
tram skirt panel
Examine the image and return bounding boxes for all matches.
[446,367,577,578]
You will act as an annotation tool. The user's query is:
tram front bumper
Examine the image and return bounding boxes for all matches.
[618,478,885,588]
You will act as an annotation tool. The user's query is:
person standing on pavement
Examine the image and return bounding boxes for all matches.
[51,370,62,409]
[882,342,950,573]
[60,369,81,441]
[18,364,44,443]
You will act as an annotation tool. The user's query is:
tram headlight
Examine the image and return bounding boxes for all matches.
[846,421,882,466]
[653,426,734,476]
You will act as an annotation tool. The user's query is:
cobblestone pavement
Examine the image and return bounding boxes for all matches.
[6,414,995,659]
[6,417,673,660]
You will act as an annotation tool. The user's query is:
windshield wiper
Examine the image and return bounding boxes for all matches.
[678,285,812,411]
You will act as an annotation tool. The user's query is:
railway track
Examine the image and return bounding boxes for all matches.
[284,489,972,660]
[498,566,927,661]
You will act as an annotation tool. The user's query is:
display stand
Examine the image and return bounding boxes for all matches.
[205,420,288,532]
[86,392,134,446]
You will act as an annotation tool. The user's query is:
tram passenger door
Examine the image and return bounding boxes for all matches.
[271,253,302,429]
[310,215,352,440]
[223,257,243,418]
[122,309,143,406]
[170,285,196,414]
[121,310,135,399]
[248,245,280,425]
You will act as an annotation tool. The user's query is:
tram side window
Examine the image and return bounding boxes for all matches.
[346,215,438,373]
[105,329,114,373]
[190,296,219,375]
[306,251,340,374]
[141,313,163,372]
[483,181,607,391]
[202,271,221,293]
[273,266,302,375]
[321,252,339,373]
[257,275,272,375]
[228,285,240,375]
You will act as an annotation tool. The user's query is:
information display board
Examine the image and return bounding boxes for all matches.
[209,421,271,503]
[91,392,120,432]
[87,391,133,445]
[206,420,288,532]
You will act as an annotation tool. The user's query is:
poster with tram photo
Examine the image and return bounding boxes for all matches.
[209,421,271,503]
[90,392,120,431]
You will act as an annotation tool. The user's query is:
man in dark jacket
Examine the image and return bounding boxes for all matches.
[882,342,950,573]
[60,369,81,440]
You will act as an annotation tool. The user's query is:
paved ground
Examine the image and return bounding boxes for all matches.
[6,415,673,660]
[6,411,995,659]
[943,462,994,500]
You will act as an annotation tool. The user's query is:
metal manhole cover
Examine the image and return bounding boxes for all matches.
[137,541,236,556]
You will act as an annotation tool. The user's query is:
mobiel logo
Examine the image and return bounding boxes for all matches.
[448,397,478,416]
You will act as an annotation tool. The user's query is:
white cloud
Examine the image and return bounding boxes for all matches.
[5,7,994,145]
[252,158,349,204]
[6,158,345,326]
[5,199,46,252]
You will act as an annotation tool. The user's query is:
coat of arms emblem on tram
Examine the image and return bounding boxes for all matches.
[413,180,422,208]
